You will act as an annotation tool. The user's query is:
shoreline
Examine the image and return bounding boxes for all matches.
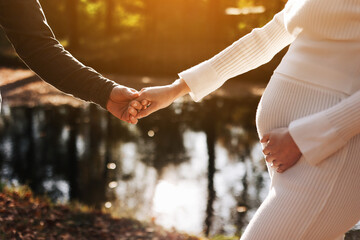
[0,68,264,108]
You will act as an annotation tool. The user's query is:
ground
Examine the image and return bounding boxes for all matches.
[0,185,201,240]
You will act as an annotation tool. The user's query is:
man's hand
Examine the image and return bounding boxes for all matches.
[106,85,142,124]
[260,127,302,173]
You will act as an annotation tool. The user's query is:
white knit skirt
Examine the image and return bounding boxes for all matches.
[241,72,360,240]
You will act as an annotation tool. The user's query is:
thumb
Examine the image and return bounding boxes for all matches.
[134,92,151,106]
[122,87,140,100]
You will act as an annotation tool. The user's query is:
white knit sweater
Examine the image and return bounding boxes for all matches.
[179,0,360,166]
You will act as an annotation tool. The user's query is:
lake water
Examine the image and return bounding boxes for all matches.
[0,96,272,237]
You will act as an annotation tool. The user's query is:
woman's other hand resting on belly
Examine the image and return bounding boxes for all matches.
[261,128,302,173]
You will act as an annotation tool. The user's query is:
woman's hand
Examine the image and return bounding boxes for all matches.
[106,85,142,124]
[260,127,302,173]
[129,78,191,119]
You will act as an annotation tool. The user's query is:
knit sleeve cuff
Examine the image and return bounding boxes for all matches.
[178,60,224,102]
[288,111,347,166]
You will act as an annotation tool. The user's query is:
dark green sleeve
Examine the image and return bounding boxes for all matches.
[0,0,117,109]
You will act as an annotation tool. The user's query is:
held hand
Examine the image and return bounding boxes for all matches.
[260,127,302,173]
[129,78,191,119]
[134,85,177,119]
[106,85,143,124]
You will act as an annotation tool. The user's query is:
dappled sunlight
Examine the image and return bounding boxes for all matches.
[147,130,155,137]
[0,0,288,76]
[104,201,112,209]
[108,181,118,189]
[0,69,84,107]
[250,87,265,96]
[141,76,152,84]
[226,6,266,16]
[0,68,34,85]
[43,180,69,203]
[82,0,102,16]
[107,162,117,170]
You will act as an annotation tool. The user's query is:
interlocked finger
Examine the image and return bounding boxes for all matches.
[130,101,143,111]
[142,99,150,106]
[262,146,272,156]
[271,160,281,168]
[276,165,285,173]
[265,153,276,163]
[129,115,138,125]
[128,107,138,117]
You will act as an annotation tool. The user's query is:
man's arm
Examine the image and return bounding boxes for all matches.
[0,0,116,109]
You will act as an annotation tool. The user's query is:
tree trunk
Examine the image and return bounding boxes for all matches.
[66,107,79,200]
[66,0,79,49]
[204,120,216,237]
[105,0,115,36]
[207,0,222,43]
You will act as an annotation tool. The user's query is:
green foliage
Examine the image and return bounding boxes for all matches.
[82,0,102,16]
[38,0,285,42]
[237,0,256,8]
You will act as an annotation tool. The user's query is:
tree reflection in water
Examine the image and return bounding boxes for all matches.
[0,96,270,237]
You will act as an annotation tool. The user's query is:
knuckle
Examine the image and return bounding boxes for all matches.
[262,146,270,153]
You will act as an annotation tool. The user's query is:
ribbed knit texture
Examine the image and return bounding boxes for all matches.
[210,11,294,86]
[179,0,360,102]
[179,0,360,165]
[288,88,360,165]
[246,73,360,240]
[284,0,360,40]
[325,91,360,142]
[179,10,294,102]
[179,0,360,238]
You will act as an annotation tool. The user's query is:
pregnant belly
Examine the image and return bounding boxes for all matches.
[256,72,346,138]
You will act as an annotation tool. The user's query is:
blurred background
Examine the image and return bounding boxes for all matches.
[2,0,334,238]
[0,0,287,76]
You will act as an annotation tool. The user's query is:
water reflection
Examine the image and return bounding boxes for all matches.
[152,131,208,234]
[0,96,270,237]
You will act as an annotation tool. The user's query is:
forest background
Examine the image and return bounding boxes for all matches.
[0,0,287,79]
